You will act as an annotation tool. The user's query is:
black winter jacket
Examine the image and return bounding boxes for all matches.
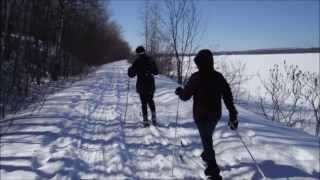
[128,54,158,94]
[178,70,237,122]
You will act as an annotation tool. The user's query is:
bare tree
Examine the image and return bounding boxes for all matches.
[216,60,250,103]
[163,0,201,84]
[143,0,150,52]
[257,61,309,128]
[141,0,174,75]
[143,0,162,55]
[282,63,303,126]
[301,72,320,136]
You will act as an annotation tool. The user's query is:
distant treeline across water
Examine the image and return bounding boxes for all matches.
[155,47,320,57]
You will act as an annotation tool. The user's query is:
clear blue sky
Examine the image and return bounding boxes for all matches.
[108,0,320,51]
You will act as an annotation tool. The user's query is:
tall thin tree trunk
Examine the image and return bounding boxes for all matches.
[0,1,12,118]
[1,0,11,59]
[316,121,320,136]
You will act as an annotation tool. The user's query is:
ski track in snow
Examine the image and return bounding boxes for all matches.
[0,60,319,180]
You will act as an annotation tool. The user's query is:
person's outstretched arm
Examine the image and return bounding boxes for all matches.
[175,74,197,101]
[128,60,137,78]
[220,74,238,129]
[151,58,159,75]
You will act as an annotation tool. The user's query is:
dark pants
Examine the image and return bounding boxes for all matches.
[139,93,156,119]
[195,120,221,177]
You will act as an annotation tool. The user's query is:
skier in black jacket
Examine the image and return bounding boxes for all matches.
[128,46,159,127]
[175,49,238,179]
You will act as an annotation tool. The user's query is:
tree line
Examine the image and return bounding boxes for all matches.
[0,0,131,119]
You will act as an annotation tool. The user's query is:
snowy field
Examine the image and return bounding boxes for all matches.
[181,53,319,98]
[0,60,319,179]
[214,53,319,98]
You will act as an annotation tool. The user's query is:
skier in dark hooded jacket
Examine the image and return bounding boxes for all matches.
[128,46,159,127]
[175,49,238,179]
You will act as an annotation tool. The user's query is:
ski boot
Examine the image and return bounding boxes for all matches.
[204,161,222,180]
[143,114,150,127]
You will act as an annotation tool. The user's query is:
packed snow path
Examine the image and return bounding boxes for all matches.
[1,60,319,180]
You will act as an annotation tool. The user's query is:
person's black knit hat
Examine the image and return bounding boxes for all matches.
[194,49,214,69]
[136,46,145,54]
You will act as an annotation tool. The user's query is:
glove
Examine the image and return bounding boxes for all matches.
[228,120,238,130]
[128,66,136,78]
[175,87,183,95]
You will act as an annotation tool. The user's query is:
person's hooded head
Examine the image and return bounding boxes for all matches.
[136,46,145,55]
[194,49,214,72]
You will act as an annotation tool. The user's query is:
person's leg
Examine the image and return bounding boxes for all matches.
[146,93,156,123]
[139,93,148,122]
[196,120,221,179]
[196,120,215,162]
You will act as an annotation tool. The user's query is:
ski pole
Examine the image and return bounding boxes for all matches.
[123,77,130,124]
[171,97,181,177]
[235,129,267,179]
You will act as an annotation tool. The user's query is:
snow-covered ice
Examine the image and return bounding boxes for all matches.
[180,53,319,97]
[1,60,319,179]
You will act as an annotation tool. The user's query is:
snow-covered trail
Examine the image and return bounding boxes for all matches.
[1,60,319,180]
